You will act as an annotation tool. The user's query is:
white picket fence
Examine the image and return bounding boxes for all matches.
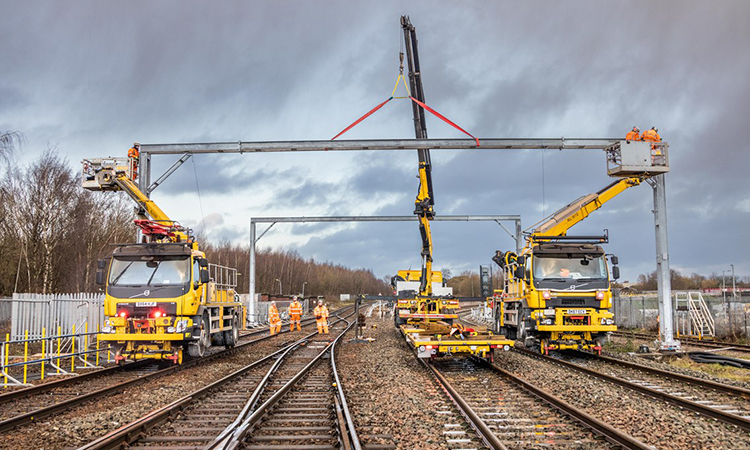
[9,293,105,340]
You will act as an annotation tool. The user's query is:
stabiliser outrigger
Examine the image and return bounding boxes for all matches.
[393,16,513,361]
[492,140,670,355]
[82,157,246,364]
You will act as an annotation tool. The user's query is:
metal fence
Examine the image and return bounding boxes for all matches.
[247,298,310,326]
[614,293,750,338]
[9,293,105,340]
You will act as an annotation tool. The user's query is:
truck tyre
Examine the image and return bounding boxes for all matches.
[224,315,239,348]
[188,315,209,358]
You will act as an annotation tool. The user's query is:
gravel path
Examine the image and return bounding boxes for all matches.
[0,322,320,450]
[498,349,750,450]
[337,315,486,450]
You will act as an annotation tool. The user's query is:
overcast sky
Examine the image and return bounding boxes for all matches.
[1,1,748,284]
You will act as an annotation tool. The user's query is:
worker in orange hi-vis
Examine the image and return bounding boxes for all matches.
[288,296,303,331]
[313,299,329,334]
[127,142,140,180]
[268,301,282,335]
[642,127,661,142]
[625,126,641,141]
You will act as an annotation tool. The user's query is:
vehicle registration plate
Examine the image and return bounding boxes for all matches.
[136,302,157,307]
[567,309,587,315]
[399,309,410,315]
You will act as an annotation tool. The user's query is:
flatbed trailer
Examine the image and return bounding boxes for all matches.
[400,323,513,362]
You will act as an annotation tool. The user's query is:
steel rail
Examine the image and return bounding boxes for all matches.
[140,138,628,155]
[330,315,362,450]
[483,358,652,450]
[516,347,750,432]
[423,360,508,450]
[578,350,750,399]
[0,306,352,433]
[76,312,355,450]
[218,315,357,450]
[0,314,320,405]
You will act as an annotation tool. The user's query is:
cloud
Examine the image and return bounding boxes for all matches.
[1,1,749,283]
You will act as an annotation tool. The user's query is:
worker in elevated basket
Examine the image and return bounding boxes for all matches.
[313,299,329,334]
[268,300,282,335]
[642,127,661,142]
[625,126,641,141]
[127,142,140,180]
[288,296,303,331]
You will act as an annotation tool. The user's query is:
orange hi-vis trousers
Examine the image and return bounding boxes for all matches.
[290,314,301,331]
[316,319,329,334]
[269,319,281,335]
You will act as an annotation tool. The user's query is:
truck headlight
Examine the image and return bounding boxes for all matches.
[105,319,112,326]
[600,318,607,325]
[167,326,176,333]
[102,326,112,333]
[175,320,189,333]
[544,318,553,325]
[606,318,614,325]
[418,345,426,352]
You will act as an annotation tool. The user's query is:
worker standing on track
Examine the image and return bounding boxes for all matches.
[128,142,140,180]
[625,126,641,141]
[268,300,281,335]
[313,299,329,334]
[288,296,303,331]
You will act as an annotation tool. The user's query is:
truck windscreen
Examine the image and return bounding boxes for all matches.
[533,255,607,282]
[109,257,190,286]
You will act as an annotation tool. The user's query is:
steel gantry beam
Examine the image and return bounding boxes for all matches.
[247,215,522,324]
[139,137,622,155]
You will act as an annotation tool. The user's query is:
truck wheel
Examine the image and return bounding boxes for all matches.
[188,316,209,358]
[224,316,239,348]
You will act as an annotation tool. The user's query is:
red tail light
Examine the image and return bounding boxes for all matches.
[119,311,127,318]
[153,311,163,318]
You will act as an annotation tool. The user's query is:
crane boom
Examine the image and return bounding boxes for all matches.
[82,157,192,244]
[529,176,643,240]
[402,15,435,296]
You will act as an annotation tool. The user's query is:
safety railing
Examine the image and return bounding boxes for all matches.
[209,263,238,290]
[1,325,113,387]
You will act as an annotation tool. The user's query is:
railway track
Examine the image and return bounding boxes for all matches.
[0,309,351,434]
[516,347,750,432]
[78,311,358,450]
[427,357,650,450]
[612,330,750,353]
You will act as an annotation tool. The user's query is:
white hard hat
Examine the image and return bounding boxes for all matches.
[318,299,323,304]
[293,295,298,300]
[133,142,140,147]
[270,300,276,304]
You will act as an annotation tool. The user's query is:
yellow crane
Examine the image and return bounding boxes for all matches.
[82,156,245,364]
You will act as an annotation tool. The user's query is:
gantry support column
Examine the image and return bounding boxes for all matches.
[652,174,679,350]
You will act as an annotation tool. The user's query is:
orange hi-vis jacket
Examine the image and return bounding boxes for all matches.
[128,146,140,159]
[642,129,661,142]
[313,305,329,321]
[269,304,281,324]
[288,301,303,317]
[625,130,641,141]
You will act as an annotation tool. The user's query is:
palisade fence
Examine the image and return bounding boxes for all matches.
[9,293,105,340]
[613,292,750,338]
[244,296,310,327]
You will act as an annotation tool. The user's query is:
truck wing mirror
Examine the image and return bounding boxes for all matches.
[198,258,209,268]
[97,258,108,269]
[516,255,526,266]
[514,266,525,279]
[612,266,620,280]
[95,270,105,286]
[200,269,210,284]
[610,255,619,265]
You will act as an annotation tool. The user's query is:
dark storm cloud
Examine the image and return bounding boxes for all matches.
[1,1,748,281]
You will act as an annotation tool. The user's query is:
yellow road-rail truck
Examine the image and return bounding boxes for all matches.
[83,157,245,364]
[492,140,669,355]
